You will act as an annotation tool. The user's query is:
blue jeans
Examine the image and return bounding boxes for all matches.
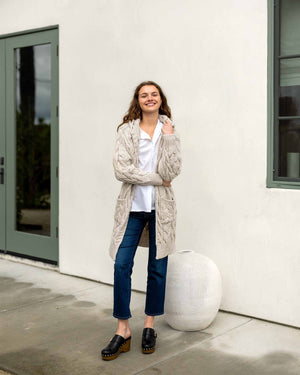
[113,210,168,319]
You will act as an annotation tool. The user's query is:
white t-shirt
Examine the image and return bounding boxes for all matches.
[131,120,163,212]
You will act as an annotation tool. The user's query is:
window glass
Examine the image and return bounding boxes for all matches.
[280,0,300,56]
[280,58,300,116]
[15,44,51,236]
[279,119,300,178]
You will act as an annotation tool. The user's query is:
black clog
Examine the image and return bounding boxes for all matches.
[142,328,157,354]
[101,334,131,361]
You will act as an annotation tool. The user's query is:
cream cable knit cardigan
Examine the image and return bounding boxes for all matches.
[109,114,182,260]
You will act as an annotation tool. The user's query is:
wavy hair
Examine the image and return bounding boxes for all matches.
[117,81,171,131]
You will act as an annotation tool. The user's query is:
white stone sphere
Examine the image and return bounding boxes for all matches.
[164,250,222,331]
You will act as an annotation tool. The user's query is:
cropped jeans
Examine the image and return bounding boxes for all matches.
[113,210,168,320]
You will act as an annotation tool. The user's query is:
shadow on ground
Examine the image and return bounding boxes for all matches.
[0,276,211,375]
[0,271,299,375]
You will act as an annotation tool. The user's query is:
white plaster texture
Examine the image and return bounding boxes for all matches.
[0,0,299,327]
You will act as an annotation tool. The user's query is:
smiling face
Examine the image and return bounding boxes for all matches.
[138,85,162,115]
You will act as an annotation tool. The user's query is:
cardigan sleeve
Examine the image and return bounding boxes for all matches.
[113,128,163,186]
[157,131,182,181]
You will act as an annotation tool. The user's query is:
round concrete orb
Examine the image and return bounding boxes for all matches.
[164,250,222,331]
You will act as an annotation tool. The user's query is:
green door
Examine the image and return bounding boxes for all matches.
[0,39,5,250]
[0,28,58,263]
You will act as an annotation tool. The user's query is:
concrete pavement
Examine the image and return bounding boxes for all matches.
[0,257,299,375]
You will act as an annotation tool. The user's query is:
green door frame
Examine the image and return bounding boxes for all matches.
[1,27,59,262]
[0,39,6,250]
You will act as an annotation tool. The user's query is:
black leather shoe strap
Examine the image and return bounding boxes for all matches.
[111,334,125,345]
[143,328,157,338]
[102,334,126,355]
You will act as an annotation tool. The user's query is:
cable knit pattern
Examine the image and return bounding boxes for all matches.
[109,115,182,260]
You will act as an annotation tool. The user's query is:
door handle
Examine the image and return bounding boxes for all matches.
[0,168,4,184]
[0,157,4,184]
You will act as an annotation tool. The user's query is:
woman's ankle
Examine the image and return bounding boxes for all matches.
[116,328,131,339]
[116,319,131,339]
[144,315,155,329]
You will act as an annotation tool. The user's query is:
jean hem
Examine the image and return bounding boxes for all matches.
[113,313,132,320]
[144,311,164,316]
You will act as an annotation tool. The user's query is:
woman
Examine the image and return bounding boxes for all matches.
[101,81,181,361]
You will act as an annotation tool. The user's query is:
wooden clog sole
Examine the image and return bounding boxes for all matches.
[142,347,155,354]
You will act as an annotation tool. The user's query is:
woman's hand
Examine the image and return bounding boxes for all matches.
[161,119,174,135]
[162,180,172,187]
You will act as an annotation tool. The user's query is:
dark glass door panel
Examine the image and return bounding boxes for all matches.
[15,44,51,236]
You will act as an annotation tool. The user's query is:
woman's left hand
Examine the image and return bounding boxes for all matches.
[162,119,174,135]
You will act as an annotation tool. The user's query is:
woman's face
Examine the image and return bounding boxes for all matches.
[138,85,162,114]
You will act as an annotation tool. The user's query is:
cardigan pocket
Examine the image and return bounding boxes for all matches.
[159,197,176,224]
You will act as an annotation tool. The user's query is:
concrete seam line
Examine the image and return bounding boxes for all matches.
[220,309,300,330]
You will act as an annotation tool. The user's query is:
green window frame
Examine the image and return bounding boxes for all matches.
[267,0,300,189]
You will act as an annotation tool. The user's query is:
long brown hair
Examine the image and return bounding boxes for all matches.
[117,81,171,131]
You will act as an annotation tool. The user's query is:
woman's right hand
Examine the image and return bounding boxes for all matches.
[162,180,172,187]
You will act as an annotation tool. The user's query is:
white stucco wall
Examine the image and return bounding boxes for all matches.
[0,0,299,327]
